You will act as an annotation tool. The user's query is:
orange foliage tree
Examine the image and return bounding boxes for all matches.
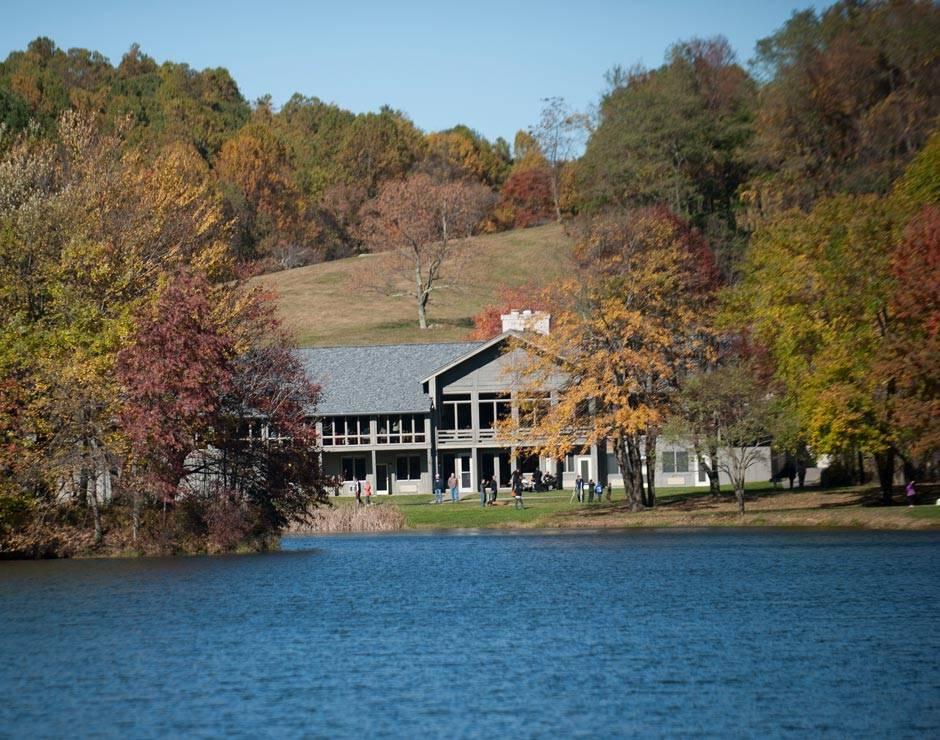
[497,208,719,510]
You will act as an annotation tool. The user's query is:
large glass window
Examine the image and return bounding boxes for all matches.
[478,392,511,429]
[440,394,472,430]
[518,394,551,428]
[376,414,426,444]
[340,457,366,481]
[321,416,370,446]
[662,451,690,474]
[396,455,422,480]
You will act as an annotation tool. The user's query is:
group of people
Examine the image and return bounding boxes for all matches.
[571,474,609,504]
[350,477,373,506]
[478,476,500,506]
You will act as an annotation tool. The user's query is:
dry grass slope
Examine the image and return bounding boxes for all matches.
[253,223,574,347]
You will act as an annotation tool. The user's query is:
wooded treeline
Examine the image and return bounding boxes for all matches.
[0,0,938,553]
[486,0,939,511]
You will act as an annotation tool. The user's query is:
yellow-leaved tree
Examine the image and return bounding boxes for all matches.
[497,207,719,510]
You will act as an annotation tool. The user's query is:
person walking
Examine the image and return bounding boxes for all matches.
[364,479,373,505]
[906,480,916,508]
[573,474,584,503]
[432,474,444,504]
[448,472,459,503]
[353,477,362,506]
[489,476,499,504]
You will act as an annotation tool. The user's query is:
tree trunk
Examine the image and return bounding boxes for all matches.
[874,449,895,505]
[644,431,657,509]
[857,449,866,485]
[549,167,562,224]
[86,469,102,545]
[626,435,645,510]
[415,263,428,329]
[706,443,721,498]
[615,436,644,512]
[417,296,428,330]
[735,485,745,516]
[132,487,141,547]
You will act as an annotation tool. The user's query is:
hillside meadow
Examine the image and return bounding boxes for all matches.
[254,223,574,346]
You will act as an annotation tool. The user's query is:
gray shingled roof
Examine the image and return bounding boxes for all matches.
[297,342,483,415]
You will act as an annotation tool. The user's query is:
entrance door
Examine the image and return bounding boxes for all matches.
[577,456,592,482]
[457,455,472,490]
[440,453,473,492]
[376,464,389,494]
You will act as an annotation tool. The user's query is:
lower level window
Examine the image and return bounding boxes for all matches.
[662,451,690,474]
[396,455,421,481]
[341,457,366,481]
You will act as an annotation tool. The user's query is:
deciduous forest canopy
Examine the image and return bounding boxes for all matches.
[1,0,938,554]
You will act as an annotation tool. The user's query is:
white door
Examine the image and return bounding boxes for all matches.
[577,456,592,482]
[457,455,472,491]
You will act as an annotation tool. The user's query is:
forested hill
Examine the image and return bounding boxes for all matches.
[0,37,560,272]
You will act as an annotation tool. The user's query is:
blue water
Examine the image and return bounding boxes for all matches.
[1,529,938,738]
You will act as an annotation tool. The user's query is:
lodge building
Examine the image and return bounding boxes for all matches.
[298,311,773,495]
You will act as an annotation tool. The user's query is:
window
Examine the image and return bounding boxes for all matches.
[376,414,426,444]
[396,455,421,480]
[519,394,550,427]
[478,393,511,429]
[441,394,472,430]
[321,416,370,446]
[662,451,690,474]
[341,457,366,481]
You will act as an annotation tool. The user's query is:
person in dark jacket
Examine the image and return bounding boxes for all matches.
[511,469,524,509]
[432,474,444,504]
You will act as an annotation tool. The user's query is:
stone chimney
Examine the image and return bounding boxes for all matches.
[500,308,551,335]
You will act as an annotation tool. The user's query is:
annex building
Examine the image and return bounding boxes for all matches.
[298,311,773,496]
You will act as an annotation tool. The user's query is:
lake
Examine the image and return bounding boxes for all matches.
[1,529,938,737]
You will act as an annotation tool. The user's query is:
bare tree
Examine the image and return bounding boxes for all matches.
[672,361,775,515]
[529,97,588,223]
[359,173,494,328]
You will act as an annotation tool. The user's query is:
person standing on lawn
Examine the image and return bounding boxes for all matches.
[906,480,916,507]
[432,474,444,504]
[448,472,459,503]
[363,479,373,505]
[512,469,524,509]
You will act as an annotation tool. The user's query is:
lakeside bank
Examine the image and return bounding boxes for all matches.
[292,484,940,534]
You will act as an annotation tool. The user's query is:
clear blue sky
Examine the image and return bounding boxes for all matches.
[1,0,827,144]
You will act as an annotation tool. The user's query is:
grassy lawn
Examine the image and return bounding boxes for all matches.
[252,223,574,347]
[318,484,940,531]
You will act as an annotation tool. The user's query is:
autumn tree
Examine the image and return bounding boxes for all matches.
[747,0,940,213]
[671,361,775,514]
[492,167,555,229]
[529,97,588,223]
[359,173,495,329]
[498,208,719,510]
[577,37,754,274]
[337,107,426,196]
[117,272,324,544]
[424,125,511,187]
